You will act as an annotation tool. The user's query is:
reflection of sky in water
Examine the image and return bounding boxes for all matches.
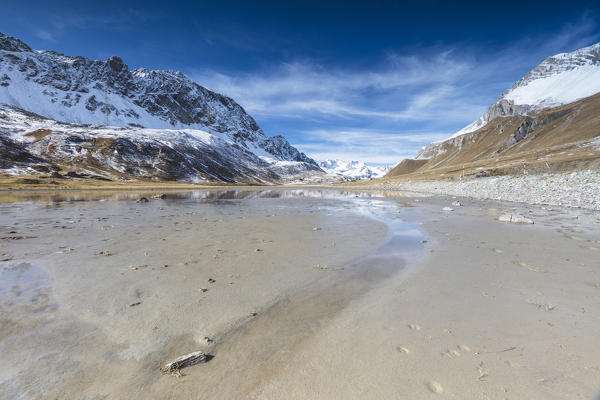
[0,187,418,204]
[1,188,424,245]
[0,261,52,309]
[1,189,425,274]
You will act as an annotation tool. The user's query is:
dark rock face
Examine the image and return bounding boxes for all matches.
[495,109,572,154]
[513,118,537,143]
[0,33,32,52]
[261,135,315,163]
[0,134,54,172]
[484,99,530,121]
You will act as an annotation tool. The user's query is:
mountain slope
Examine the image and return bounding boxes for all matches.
[0,33,321,183]
[0,104,324,183]
[388,43,600,179]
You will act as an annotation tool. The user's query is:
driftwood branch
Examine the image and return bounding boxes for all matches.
[161,351,209,374]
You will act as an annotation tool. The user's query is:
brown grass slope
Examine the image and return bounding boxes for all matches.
[386,93,600,180]
[386,158,428,177]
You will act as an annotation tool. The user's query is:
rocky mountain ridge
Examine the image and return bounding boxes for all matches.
[0,33,320,183]
[319,159,390,181]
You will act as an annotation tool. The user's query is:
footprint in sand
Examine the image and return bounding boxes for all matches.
[442,345,472,358]
[408,324,422,331]
[441,349,461,358]
[516,261,543,273]
[426,381,444,394]
[478,362,489,381]
[395,346,410,354]
[457,344,471,352]
[588,282,600,289]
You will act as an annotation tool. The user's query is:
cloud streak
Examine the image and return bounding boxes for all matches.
[293,129,450,165]
[191,52,481,123]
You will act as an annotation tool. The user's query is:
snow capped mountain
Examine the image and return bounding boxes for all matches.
[319,159,390,180]
[417,42,600,160]
[504,43,600,107]
[0,33,321,182]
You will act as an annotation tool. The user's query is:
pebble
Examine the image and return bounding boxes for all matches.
[426,381,444,394]
[203,336,214,344]
[377,170,600,210]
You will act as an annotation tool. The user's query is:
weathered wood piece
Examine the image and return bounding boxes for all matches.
[161,351,209,374]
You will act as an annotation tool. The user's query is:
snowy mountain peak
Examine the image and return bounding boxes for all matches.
[0,32,317,166]
[427,41,600,150]
[319,159,390,180]
[502,42,600,108]
[0,33,32,53]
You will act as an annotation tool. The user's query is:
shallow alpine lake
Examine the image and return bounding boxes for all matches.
[0,188,427,399]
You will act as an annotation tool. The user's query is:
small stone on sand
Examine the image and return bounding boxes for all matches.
[426,381,444,394]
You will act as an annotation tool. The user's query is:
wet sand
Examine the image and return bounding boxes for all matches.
[256,197,600,399]
[1,189,599,399]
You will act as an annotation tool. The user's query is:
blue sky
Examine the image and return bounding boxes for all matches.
[2,1,600,165]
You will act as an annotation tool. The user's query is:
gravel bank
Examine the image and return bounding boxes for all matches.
[376,170,600,210]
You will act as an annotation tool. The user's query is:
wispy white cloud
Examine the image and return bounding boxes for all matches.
[191,52,480,123]
[293,129,450,165]
[46,8,158,32]
[33,29,55,42]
